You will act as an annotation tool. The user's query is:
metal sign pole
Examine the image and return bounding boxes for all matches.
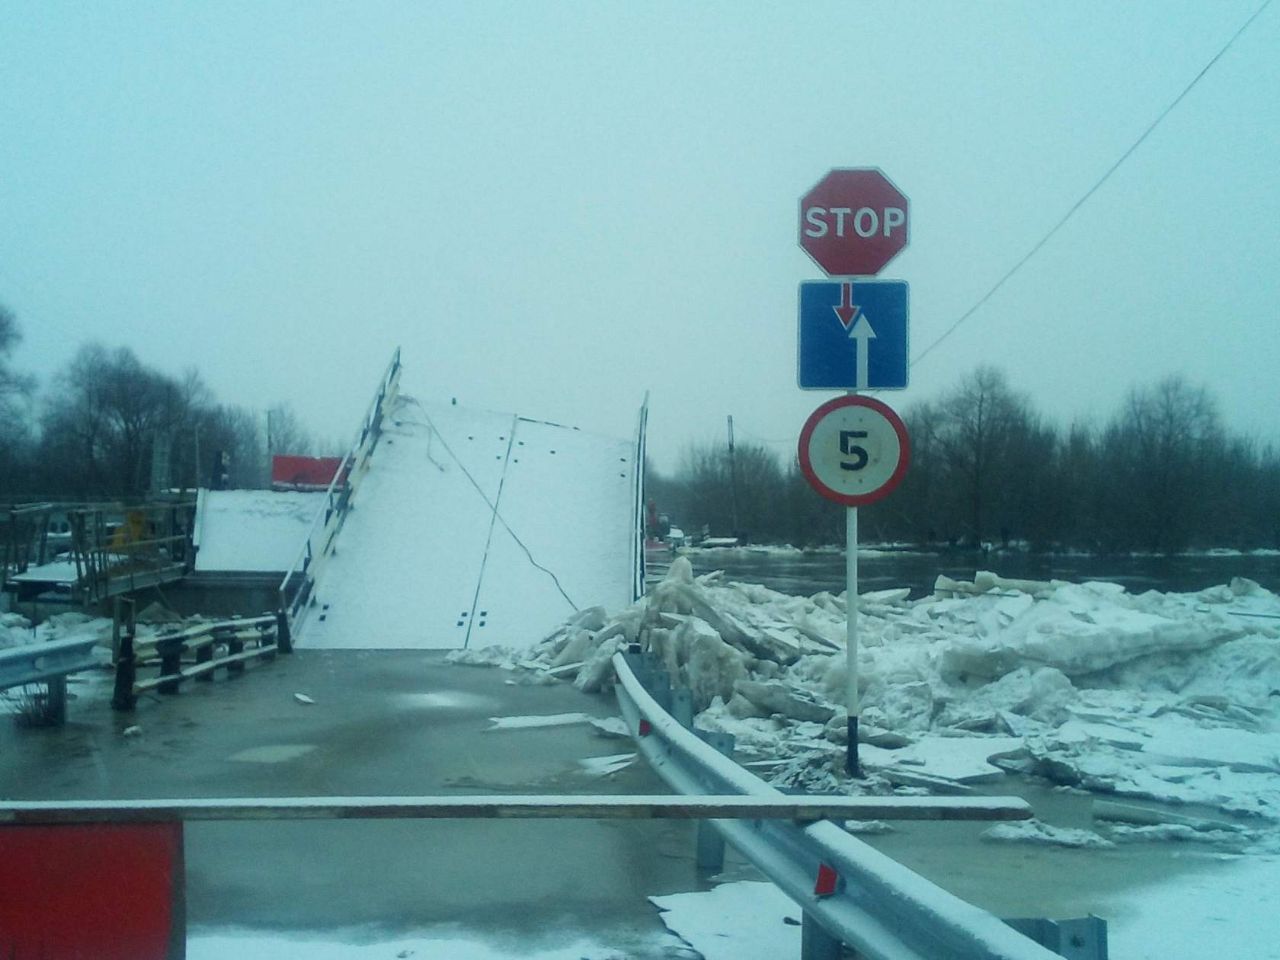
[847,503,860,777]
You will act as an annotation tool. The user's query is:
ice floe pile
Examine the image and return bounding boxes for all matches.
[0,611,114,653]
[451,557,1280,836]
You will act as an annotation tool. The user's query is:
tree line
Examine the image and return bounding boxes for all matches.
[649,366,1280,555]
[0,305,326,499]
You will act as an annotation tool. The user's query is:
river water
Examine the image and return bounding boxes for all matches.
[684,546,1280,599]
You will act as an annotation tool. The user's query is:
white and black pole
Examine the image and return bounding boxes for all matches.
[796,394,910,780]
[846,500,860,776]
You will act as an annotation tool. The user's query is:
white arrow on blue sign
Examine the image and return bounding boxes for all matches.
[797,280,909,390]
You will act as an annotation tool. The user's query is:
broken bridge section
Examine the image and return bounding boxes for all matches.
[297,394,639,651]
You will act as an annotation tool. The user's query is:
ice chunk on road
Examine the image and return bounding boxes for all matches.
[485,712,592,730]
[649,882,799,960]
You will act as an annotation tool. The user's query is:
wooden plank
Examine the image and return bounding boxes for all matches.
[132,645,277,694]
[0,794,1033,825]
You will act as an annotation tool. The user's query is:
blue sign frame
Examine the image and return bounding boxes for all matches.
[797,280,909,390]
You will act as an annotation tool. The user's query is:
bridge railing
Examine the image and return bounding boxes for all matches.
[278,348,402,629]
[612,649,1064,960]
[1,502,66,581]
[630,394,649,601]
[110,612,285,710]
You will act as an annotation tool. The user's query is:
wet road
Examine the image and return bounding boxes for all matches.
[3,646,1258,953]
[0,651,707,947]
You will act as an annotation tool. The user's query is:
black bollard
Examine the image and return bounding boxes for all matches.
[276,610,292,654]
[111,633,137,711]
[194,643,214,681]
[156,637,183,694]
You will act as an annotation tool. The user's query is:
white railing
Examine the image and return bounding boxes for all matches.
[111,614,283,708]
[612,650,1062,960]
[630,393,649,601]
[278,348,402,628]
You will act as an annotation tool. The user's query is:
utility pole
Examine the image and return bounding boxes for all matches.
[726,415,740,540]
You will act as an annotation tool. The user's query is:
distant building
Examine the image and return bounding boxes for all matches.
[271,455,346,492]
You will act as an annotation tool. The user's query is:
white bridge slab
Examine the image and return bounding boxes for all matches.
[298,394,637,650]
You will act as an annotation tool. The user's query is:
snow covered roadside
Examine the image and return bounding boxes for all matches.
[453,558,1280,832]
[188,929,686,960]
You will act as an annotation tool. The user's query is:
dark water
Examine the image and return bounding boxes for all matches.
[685,547,1280,599]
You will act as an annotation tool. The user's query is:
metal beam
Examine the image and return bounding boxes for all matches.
[0,794,1031,826]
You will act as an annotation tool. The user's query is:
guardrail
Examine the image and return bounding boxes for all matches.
[111,613,286,711]
[0,636,100,725]
[612,649,1065,960]
[279,348,402,629]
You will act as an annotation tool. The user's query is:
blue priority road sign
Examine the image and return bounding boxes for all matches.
[797,280,908,390]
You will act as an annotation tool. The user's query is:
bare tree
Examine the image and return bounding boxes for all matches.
[38,344,194,496]
[930,366,1044,545]
[266,403,314,457]
[1098,375,1221,553]
[0,305,35,494]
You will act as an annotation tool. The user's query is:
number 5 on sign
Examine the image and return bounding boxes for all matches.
[799,396,909,506]
[839,430,869,471]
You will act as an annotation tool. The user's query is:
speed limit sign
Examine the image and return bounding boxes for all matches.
[798,395,910,506]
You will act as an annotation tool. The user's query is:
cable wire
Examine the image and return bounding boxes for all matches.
[911,0,1273,367]
[408,400,579,612]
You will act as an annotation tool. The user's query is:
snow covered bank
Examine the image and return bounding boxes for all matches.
[0,612,112,654]
[456,560,1280,829]
[193,489,325,573]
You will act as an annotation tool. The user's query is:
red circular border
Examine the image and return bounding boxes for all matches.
[797,395,911,507]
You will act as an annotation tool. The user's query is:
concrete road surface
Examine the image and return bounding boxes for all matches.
[0,650,717,950]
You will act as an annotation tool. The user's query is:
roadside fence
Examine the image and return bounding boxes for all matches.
[110,598,288,711]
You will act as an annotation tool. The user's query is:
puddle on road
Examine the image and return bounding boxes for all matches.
[394,691,499,711]
[228,744,317,763]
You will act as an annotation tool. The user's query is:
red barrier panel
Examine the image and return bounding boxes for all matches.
[0,822,185,959]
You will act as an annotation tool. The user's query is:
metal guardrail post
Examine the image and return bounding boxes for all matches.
[46,675,68,726]
[1005,917,1108,960]
[694,729,735,872]
[802,913,842,960]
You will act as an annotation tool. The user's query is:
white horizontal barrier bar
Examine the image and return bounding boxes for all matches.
[0,794,1031,826]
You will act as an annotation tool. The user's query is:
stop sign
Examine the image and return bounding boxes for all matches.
[799,169,909,276]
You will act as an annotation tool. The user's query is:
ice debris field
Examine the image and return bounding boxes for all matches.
[452,557,1280,848]
[7,559,1280,959]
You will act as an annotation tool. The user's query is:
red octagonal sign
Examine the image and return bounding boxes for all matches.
[799,169,909,277]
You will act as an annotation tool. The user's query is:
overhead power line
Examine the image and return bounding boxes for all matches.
[911,0,1274,367]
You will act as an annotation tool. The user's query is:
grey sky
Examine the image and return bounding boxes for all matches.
[2,1,1276,471]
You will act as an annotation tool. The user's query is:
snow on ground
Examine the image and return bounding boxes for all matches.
[649,882,798,960]
[193,489,325,572]
[1,611,113,653]
[188,928,677,960]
